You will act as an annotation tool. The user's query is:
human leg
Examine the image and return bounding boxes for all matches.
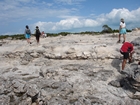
[26,34,31,44]
[117,34,121,43]
[120,52,129,70]
[27,38,30,43]
[27,38,32,44]
[119,28,126,43]
[122,59,127,70]
[36,36,38,43]
[36,36,39,44]
[122,34,126,43]
[38,37,40,43]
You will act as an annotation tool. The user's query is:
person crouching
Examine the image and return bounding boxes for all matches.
[120,42,135,71]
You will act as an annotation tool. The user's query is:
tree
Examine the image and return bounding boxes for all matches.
[102,24,112,33]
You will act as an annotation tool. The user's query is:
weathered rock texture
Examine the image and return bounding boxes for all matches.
[0,32,140,105]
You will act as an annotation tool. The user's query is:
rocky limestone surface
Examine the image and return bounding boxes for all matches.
[0,32,140,105]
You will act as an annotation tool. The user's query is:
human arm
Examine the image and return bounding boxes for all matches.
[130,45,134,54]
[129,46,135,63]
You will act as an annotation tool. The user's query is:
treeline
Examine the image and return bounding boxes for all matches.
[0,25,132,40]
[0,34,25,40]
[0,32,99,40]
[101,24,131,33]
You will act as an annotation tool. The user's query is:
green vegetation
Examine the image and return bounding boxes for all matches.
[0,34,25,40]
[0,25,132,40]
[102,25,112,33]
[47,32,71,37]
[101,24,132,33]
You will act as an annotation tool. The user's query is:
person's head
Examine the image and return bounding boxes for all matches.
[120,18,124,23]
[26,25,29,29]
[36,26,39,29]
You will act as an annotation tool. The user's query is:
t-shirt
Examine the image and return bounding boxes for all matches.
[120,22,126,28]
[43,34,46,36]
[120,42,133,53]
[25,29,31,34]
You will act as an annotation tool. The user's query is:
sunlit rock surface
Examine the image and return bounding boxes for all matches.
[0,32,140,105]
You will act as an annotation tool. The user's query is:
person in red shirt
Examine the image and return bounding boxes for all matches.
[120,42,135,71]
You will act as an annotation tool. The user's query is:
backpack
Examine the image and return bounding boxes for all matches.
[36,29,41,35]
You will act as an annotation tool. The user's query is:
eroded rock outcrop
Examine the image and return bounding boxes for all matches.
[0,33,140,105]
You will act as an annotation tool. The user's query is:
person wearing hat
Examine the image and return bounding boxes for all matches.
[35,26,41,44]
[117,18,126,43]
[120,41,135,71]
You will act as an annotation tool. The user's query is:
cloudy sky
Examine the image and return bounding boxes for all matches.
[0,0,140,35]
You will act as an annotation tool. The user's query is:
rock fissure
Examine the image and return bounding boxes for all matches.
[0,33,140,104]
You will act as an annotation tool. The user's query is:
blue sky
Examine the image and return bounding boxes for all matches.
[0,0,140,35]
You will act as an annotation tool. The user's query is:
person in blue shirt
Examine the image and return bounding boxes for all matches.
[24,25,32,44]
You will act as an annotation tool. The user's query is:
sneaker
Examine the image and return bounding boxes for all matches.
[122,40,125,43]
[120,71,128,76]
[117,40,121,43]
[128,59,132,64]
[120,70,126,74]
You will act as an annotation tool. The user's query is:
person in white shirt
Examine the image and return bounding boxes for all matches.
[117,18,126,43]
[41,31,47,38]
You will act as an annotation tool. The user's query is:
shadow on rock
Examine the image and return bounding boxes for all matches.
[111,58,121,72]
[109,63,140,100]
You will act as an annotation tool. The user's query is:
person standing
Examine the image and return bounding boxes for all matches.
[24,25,32,44]
[35,26,41,44]
[41,31,47,38]
[117,18,126,43]
[120,42,135,71]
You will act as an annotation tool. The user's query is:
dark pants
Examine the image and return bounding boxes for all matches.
[36,35,40,43]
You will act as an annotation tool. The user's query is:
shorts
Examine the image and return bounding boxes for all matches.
[120,51,129,59]
[120,28,126,34]
[25,34,31,39]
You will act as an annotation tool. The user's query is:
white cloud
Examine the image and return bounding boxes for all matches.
[52,18,81,30]
[0,0,140,35]
[105,8,135,21]
[31,7,140,33]
[32,21,55,33]
[32,18,99,33]
[0,0,72,24]
[98,8,140,29]
[84,19,98,27]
